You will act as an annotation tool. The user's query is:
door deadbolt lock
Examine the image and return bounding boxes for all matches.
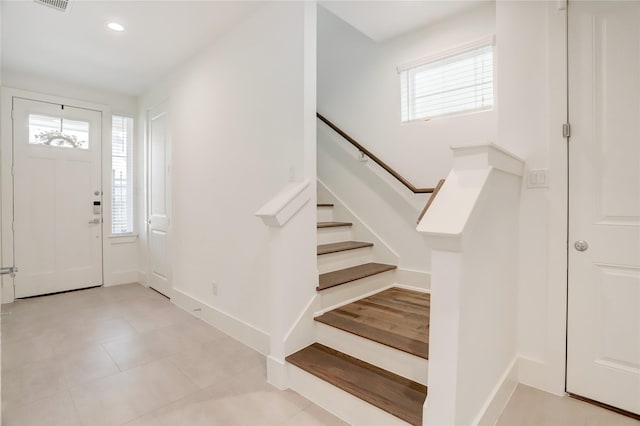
[574,240,589,252]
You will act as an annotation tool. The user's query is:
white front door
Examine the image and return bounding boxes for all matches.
[147,102,172,298]
[12,98,103,298]
[567,0,640,415]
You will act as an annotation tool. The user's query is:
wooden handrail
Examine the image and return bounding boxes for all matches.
[417,178,445,224]
[317,113,435,194]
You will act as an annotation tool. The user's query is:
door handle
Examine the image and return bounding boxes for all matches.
[88,218,101,224]
[574,240,589,251]
[0,266,18,277]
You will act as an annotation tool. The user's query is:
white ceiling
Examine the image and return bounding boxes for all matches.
[319,1,489,42]
[2,1,488,96]
[1,0,261,96]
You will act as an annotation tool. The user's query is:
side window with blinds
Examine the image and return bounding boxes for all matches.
[112,115,134,235]
[399,37,494,122]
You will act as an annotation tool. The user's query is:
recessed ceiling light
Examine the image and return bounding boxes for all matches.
[107,22,125,32]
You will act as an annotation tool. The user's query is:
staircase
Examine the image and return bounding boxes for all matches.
[286,202,429,426]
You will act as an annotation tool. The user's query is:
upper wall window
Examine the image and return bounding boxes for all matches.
[112,115,134,235]
[399,36,495,122]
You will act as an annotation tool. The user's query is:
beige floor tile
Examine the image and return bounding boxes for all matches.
[226,364,273,396]
[244,390,312,425]
[2,390,82,426]
[280,403,349,426]
[102,320,212,371]
[101,327,180,371]
[2,358,68,406]
[69,372,157,426]
[152,389,228,426]
[2,334,56,369]
[121,304,196,334]
[59,344,121,386]
[1,284,334,426]
[69,358,197,426]
[168,336,263,389]
[126,358,199,405]
[121,413,163,426]
[497,384,640,426]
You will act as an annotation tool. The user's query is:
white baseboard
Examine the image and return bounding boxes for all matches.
[171,288,270,355]
[267,355,288,390]
[395,268,431,291]
[104,271,139,287]
[518,356,566,397]
[137,270,148,286]
[473,356,519,426]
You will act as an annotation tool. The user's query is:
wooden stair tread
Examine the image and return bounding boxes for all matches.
[317,221,352,229]
[317,262,396,290]
[287,343,427,426]
[317,203,334,207]
[317,241,373,255]
[315,287,429,359]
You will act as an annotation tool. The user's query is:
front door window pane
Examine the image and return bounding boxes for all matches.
[29,114,90,149]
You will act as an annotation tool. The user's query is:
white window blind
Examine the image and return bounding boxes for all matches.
[112,115,134,235]
[400,39,494,122]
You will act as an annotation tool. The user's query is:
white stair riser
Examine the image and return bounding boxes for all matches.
[315,322,428,386]
[317,247,373,274]
[317,227,352,245]
[317,206,334,222]
[319,271,395,310]
[288,364,411,426]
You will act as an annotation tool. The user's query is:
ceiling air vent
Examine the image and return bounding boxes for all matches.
[34,0,71,13]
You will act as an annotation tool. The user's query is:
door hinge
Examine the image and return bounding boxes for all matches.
[563,123,571,138]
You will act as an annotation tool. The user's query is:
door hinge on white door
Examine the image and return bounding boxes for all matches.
[563,123,571,138]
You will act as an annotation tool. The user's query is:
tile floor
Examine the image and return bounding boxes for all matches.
[497,384,639,426]
[1,283,638,426]
[1,284,347,426]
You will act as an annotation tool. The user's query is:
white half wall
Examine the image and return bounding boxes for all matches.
[419,144,523,426]
[138,2,315,343]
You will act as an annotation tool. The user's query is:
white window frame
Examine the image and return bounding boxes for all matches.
[398,35,496,122]
[111,114,135,236]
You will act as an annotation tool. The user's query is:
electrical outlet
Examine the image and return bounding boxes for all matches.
[211,282,218,296]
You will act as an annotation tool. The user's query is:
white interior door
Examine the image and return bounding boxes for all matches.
[147,102,172,298]
[12,97,103,298]
[567,0,640,415]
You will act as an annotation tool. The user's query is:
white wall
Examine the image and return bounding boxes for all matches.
[317,3,496,273]
[495,1,568,395]
[138,2,314,346]
[0,72,139,302]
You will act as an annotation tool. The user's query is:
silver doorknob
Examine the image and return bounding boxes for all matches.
[88,218,101,224]
[147,219,152,225]
[574,240,589,251]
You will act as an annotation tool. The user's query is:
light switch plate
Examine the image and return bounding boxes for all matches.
[528,169,549,188]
